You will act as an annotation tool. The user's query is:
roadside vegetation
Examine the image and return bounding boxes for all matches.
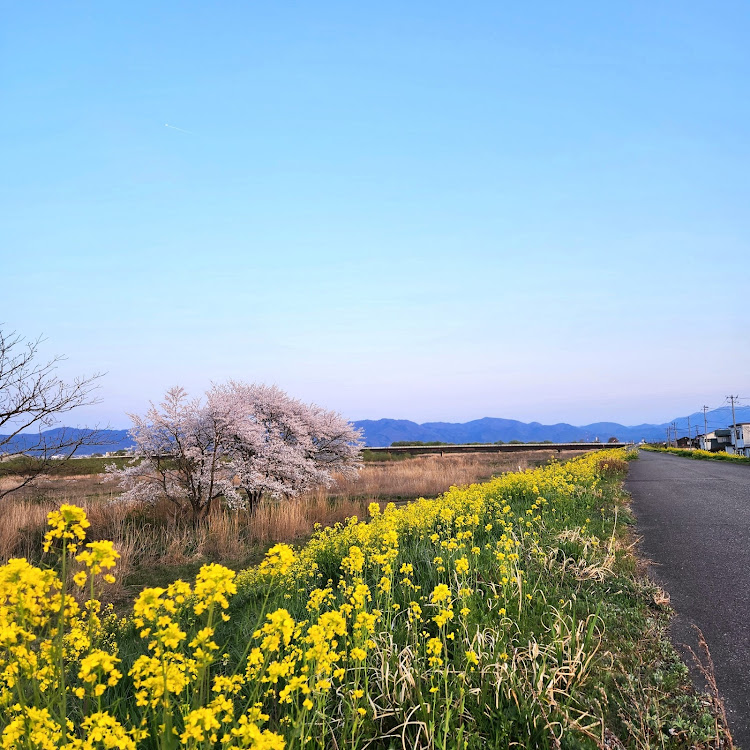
[0,450,572,601]
[642,445,750,463]
[0,448,728,749]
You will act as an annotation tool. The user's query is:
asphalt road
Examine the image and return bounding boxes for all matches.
[626,450,750,747]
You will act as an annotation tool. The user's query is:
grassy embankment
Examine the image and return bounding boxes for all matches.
[641,445,750,463]
[0,451,568,600]
[0,449,727,749]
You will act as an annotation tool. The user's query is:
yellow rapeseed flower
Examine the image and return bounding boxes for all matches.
[193,563,237,616]
[43,504,89,553]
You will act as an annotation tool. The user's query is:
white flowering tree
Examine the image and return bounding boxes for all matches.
[109,382,363,524]
[210,381,363,512]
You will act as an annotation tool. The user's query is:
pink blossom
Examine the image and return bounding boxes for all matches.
[108,383,362,523]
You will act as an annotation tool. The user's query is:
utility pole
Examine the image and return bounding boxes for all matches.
[728,395,739,449]
[666,427,670,447]
[687,416,691,447]
[672,421,678,446]
[702,405,709,441]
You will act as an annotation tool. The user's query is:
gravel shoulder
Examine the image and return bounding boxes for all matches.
[626,450,750,747]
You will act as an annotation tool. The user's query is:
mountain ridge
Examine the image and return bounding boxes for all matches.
[357,405,750,446]
[2,406,748,453]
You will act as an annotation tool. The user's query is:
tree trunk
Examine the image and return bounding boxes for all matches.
[190,498,204,528]
[245,489,263,515]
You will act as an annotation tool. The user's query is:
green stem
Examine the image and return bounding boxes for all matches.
[56,539,68,744]
[195,603,215,707]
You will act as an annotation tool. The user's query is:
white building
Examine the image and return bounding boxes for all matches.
[699,429,733,452]
[729,423,750,457]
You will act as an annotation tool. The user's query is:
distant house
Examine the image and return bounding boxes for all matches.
[676,436,693,448]
[728,423,750,458]
[699,429,733,452]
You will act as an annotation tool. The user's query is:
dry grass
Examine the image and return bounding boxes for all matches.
[329,450,581,502]
[594,456,629,476]
[0,449,585,601]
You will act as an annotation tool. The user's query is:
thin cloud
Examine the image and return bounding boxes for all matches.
[164,123,194,134]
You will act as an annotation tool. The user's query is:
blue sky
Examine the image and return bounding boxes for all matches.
[2,1,749,428]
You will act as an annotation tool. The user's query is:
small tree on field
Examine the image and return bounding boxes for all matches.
[109,382,363,524]
[0,327,102,500]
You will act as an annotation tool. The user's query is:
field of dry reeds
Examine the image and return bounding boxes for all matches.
[0,449,583,602]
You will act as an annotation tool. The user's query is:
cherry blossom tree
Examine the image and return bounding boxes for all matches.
[210,381,363,513]
[109,382,363,524]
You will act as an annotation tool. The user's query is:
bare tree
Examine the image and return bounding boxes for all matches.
[0,327,103,500]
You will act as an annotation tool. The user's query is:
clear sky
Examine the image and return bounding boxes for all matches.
[2,1,749,429]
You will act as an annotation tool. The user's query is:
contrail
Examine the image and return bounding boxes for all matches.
[165,123,194,134]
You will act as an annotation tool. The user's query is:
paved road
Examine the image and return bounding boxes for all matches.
[626,451,750,747]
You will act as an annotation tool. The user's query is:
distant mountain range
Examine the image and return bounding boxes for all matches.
[356,406,750,446]
[2,405,748,454]
[0,428,133,456]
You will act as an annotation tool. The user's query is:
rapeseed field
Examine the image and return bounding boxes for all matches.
[644,446,750,463]
[0,449,718,749]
